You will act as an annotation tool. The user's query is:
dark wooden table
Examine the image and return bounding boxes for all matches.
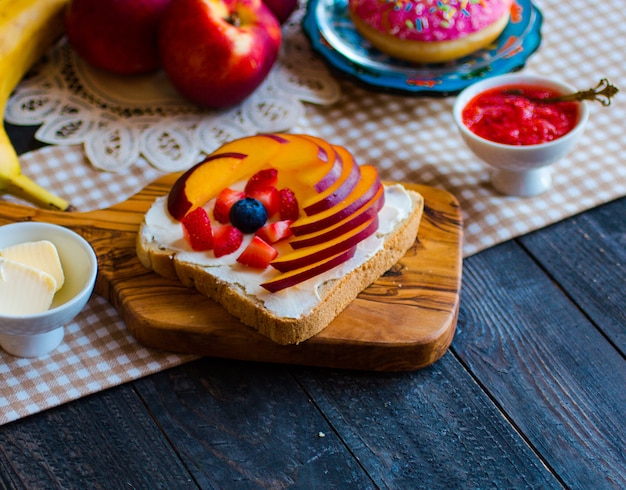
[2,123,625,489]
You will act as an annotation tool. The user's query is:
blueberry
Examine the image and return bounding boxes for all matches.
[229,197,267,233]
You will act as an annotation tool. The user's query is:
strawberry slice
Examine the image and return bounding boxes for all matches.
[245,168,278,193]
[213,188,245,224]
[279,187,299,221]
[181,207,213,251]
[213,224,244,257]
[247,186,280,217]
[256,220,293,244]
[237,236,278,269]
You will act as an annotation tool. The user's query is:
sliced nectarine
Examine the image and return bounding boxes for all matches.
[298,135,342,192]
[167,134,293,219]
[267,133,329,170]
[167,133,333,220]
[301,145,361,216]
[274,135,336,194]
[289,188,385,249]
[261,247,357,293]
[289,165,383,236]
[313,147,343,193]
[271,216,378,272]
[297,134,332,164]
[167,152,247,220]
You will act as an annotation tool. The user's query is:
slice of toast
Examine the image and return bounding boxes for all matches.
[137,185,423,345]
[136,133,424,344]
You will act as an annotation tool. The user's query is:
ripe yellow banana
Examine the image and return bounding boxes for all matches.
[1,0,71,211]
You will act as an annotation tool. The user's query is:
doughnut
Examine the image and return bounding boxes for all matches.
[348,0,514,64]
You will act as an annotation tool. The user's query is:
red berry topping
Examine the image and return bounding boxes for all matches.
[247,186,280,217]
[214,188,245,224]
[245,168,278,193]
[213,225,244,257]
[279,188,299,221]
[237,236,278,269]
[256,220,293,244]
[181,207,213,251]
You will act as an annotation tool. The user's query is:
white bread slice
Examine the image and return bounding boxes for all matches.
[137,186,424,345]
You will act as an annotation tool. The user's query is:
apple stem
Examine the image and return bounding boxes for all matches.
[226,12,241,27]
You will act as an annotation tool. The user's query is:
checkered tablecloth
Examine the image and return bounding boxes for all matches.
[1,0,625,425]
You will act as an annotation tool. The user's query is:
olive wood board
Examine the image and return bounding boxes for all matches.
[0,175,463,371]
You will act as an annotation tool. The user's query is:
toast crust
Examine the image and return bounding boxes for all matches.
[137,187,424,345]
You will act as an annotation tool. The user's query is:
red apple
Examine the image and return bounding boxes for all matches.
[65,0,171,75]
[158,0,282,108]
[262,0,298,24]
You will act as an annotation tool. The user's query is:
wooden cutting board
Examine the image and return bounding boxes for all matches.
[0,175,463,371]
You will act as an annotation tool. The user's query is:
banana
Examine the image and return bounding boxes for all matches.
[0,0,72,211]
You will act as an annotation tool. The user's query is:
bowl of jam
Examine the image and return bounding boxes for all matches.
[453,73,589,196]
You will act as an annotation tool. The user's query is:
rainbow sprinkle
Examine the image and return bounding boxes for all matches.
[380,0,495,32]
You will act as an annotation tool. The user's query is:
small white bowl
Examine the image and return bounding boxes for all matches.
[0,222,98,358]
[453,73,589,196]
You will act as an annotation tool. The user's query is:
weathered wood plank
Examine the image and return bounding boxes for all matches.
[132,358,376,488]
[0,384,195,489]
[519,196,626,352]
[293,353,560,489]
[454,240,626,489]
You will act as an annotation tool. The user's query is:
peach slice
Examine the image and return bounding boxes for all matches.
[298,135,342,192]
[261,247,357,293]
[271,134,337,198]
[264,133,329,170]
[167,133,330,220]
[302,145,361,216]
[298,134,332,159]
[271,216,379,272]
[289,187,385,249]
[167,152,247,220]
[313,147,343,193]
[289,165,383,236]
[241,133,336,200]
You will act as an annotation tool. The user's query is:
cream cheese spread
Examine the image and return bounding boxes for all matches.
[141,184,412,319]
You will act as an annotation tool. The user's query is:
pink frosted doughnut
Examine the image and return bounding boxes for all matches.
[348,0,513,63]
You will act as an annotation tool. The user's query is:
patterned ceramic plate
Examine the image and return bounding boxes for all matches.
[302,0,543,96]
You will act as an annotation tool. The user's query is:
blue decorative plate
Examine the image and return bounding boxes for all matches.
[302,0,543,96]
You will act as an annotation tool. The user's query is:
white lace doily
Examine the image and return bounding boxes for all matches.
[6,3,340,173]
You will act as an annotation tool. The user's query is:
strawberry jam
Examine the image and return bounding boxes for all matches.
[462,84,580,146]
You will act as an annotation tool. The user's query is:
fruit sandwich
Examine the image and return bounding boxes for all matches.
[137,133,424,344]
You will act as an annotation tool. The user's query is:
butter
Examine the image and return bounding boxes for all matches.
[0,240,64,291]
[0,257,57,315]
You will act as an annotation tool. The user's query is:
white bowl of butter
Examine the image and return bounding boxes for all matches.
[0,222,98,357]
